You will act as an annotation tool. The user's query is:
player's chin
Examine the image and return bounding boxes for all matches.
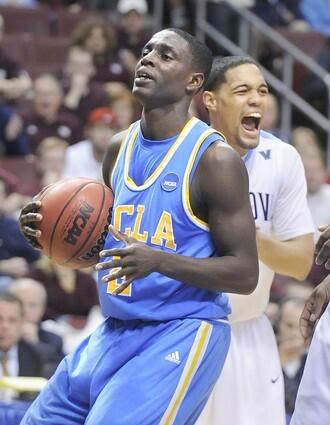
[133,87,158,107]
[132,85,150,101]
[239,130,260,149]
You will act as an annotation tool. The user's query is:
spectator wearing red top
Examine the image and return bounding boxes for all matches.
[28,255,99,322]
[20,73,83,153]
[62,107,119,181]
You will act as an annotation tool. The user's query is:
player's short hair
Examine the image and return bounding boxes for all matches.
[167,28,213,89]
[204,56,261,91]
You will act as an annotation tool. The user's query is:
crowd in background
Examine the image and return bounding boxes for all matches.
[0,0,329,420]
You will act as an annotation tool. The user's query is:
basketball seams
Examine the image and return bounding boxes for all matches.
[37,178,113,268]
[36,179,65,202]
[49,181,95,260]
[64,182,107,265]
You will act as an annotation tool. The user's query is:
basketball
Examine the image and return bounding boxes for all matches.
[35,178,114,268]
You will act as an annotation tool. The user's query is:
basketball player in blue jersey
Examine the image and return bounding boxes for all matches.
[18,31,258,424]
[197,56,314,425]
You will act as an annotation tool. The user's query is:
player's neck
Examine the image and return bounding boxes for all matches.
[140,109,190,140]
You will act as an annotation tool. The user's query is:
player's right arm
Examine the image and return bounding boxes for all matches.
[102,131,127,190]
[19,130,126,248]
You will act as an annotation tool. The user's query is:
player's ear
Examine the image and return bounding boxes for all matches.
[186,73,204,95]
[203,90,217,112]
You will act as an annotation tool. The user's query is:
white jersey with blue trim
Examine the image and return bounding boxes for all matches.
[229,130,315,322]
[98,117,231,321]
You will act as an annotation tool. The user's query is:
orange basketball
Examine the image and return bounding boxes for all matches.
[35,178,114,268]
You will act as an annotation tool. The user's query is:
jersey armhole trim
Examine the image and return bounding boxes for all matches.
[110,122,137,190]
[182,129,227,230]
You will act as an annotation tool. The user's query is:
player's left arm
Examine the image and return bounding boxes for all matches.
[96,144,259,295]
[256,147,314,280]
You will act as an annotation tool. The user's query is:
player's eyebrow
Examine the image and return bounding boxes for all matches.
[142,42,178,56]
[232,83,269,91]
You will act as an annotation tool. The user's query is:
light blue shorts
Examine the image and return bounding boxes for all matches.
[21,317,230,425]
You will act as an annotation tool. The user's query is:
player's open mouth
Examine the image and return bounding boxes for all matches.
[135,70,154,84]
[241,113,261,135]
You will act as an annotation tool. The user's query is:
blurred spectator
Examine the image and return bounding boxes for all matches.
[28,255,99,322]
[42,303,104,354]
[291,126,323,160]
[302,38,330,116]
[166,0,190,30]
[71,16,131,86]
[0,292,43,382]
[261,92,289,142]
[0,0,37,6]
[20,73,82,153]
[0,14,31,102]
[9,278,64,378]
[35,136,67,189]
[302,155,330,242]
[105,81,140,130]
[0,173,39,288]
[61,46,109,126]
[282,278,314,300]
[252,0,304,27]
[299,0,330,37]
[18,136,67,199]
[38,0,89,11]
[89,0,117,10]
[116,0,152,77]
[277,296,308,419]
[62,106,118,181]
[295,135,330,286]
[0,167,31,216]
[0,103,28,155]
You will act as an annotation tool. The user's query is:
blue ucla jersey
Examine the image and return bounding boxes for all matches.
[97,117,231,321]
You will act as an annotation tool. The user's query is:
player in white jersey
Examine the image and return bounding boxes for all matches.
[196,56,315,425]
[291,224,330,425]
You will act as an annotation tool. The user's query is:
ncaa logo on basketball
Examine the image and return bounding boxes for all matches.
[161,173,179,192]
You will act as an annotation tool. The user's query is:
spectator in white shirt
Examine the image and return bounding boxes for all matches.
[62,107,119,182]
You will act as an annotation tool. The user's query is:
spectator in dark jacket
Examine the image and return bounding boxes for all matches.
[9,278,64,378]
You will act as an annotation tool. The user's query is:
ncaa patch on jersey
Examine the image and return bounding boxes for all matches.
[161,173,179,192]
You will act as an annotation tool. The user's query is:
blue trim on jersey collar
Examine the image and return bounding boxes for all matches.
[242,148,255,163]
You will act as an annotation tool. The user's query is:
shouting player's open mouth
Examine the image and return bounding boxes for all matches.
[241,113,261,138]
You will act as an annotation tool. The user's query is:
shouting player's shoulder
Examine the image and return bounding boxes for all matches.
[259,130,302,164]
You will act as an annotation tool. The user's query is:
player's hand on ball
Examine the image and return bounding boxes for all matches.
[19,200,43,249]
[95,225,158,295]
